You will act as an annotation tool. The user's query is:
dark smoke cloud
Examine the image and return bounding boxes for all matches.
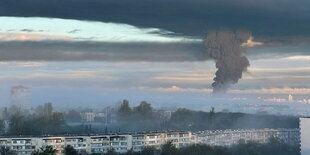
[204,30,251,93]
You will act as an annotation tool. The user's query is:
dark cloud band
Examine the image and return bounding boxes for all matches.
[0,39,309,62]
[1,0,310,38]
[0,41,205,61]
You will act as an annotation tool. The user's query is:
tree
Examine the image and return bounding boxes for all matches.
[65,110,82,122]
[178,144,229,155]
[228,137,300,155]
[260,137,299,155]
[65,145,78,155]
[160,141,178,155]
[31,111,66,135]
[133,101,153,119]
[50,112,66,127]
[8,113,26,135]
[140,147,157,155]
[0,119,4,134]
[209,107,215,117]
[44,102,53,116]
[32,146,57,155]
[123,149,138,155]
[0,146,16,155]
[105,148,118,155]
[208,107,215,128]
[2,107,9,120]
[35,103,53,116]
[168,108,194,130]
[118,100,132,117]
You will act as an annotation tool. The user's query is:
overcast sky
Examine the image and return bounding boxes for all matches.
[0,0,309,107]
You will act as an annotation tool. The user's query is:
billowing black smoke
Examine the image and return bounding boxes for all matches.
[204,30,251,94]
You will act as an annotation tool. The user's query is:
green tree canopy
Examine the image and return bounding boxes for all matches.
[160,141,178,155]
[0,146,16,155]
[32,146,57,155]
[118,100,132,117]
[65,145,78,155]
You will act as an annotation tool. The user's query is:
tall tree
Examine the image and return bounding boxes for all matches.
[105,148,118,155]
[140,147,157,155]
[118,100,132,118]
[8,113,26,135]
[160,141,178,155]
[64,145,78,155]
[65,110,82,122]
[32,146,57,155]
[133,101,153,118]
[44,102,53,116]
[0,146,16,155]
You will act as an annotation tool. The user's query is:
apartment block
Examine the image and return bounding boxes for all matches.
[0,129,299,155]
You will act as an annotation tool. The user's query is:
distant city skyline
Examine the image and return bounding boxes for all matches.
[10,85,31,110]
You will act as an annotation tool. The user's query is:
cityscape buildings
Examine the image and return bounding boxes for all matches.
[10,85,31,110]
[0,128,299,155]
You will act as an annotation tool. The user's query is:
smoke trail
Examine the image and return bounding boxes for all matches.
[204,30,251,94]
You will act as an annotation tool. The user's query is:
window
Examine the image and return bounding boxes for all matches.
[103,142,109,146]
[25,146,33,149]
[111,142,119,145]
[149,141,156,144]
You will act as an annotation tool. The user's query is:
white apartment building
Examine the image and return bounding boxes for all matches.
[194,128,300,147]
[81,112,96,122]
[64,136,88,153]
[42,137,66,154]
[0,129,299,155]
[132,131,193,152]
[109,135,132,153]
[0,138,37,155]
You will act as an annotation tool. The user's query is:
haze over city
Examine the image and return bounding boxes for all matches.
[0,6,309,110]
[0,1,310,155]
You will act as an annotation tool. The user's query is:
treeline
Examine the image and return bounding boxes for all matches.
[126,138,299,155]
[116,100,299,132]
[1,103,68,135]
[1,137,298,155]
[116,100,163,131]
[0,100,299,135]
[167,108,298,131]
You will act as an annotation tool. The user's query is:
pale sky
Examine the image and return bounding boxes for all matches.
[0,17,197,42]
[0,2,310,108]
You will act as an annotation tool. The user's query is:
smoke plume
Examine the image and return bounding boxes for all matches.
[204,30,251,94]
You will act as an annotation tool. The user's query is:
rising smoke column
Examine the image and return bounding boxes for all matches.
[204,30,251,94]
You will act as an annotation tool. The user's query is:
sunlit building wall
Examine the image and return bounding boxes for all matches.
[0,129,299,155]
[300,117,310,155]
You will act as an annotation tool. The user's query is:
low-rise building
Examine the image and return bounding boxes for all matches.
[0,128,299,155]
[109,135,132,153]
[42,137,65,154]
[300,117,310,155]
[81,112,96,122]
[65,136,88,153]
[195,128,300,147]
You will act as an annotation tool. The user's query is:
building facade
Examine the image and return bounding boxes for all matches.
[194,128,300,147]
[0,128,299,155]
[10,85,31,110]
[300,117,310,155]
